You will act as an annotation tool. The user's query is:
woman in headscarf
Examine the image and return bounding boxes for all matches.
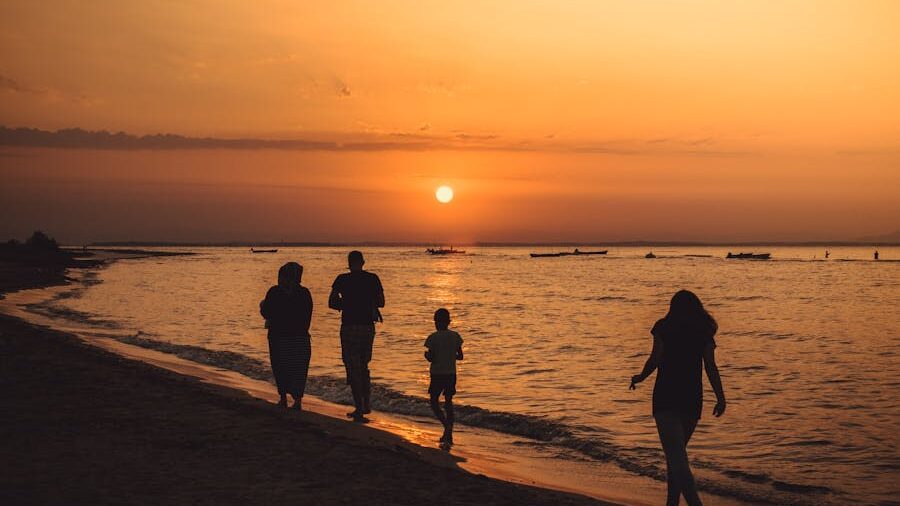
[629,290,726,506]
[260,262,313,409]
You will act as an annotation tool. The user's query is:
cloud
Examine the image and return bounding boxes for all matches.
[0,74,102,106]
[333,77,351,97]
[835,148,900,157]
[0,74,42,94]
[455,133,497,141]
[0,126,750,156]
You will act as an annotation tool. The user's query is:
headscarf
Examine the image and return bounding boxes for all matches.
[277,262,303,294]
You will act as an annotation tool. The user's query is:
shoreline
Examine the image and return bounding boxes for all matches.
[0,254,626,506]
[0,313,620,506]
[0,247,193,297]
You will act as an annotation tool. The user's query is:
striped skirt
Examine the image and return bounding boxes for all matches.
[267,334,311,397]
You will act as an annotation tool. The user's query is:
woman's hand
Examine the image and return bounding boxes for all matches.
[629,374,643,390]
[713,398,727,417]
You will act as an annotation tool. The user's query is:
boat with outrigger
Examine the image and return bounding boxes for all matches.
[427,246,466,255]
[250,248,278,253]
[726,252,771,260]
[530,248,608,258]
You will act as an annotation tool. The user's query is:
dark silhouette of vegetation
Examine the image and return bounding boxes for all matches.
[0,231,100,295]
[1,231,73,265]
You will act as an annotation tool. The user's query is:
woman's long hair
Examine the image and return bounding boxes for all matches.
[664,289,718,337]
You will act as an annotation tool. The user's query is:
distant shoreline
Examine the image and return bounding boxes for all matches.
[83,241,900,248]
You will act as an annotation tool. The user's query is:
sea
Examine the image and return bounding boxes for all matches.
[6,246,899,505]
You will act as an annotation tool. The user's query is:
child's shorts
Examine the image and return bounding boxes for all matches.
[428,374,457,397]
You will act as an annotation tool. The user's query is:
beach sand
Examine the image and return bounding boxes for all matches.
[0,259,619,506]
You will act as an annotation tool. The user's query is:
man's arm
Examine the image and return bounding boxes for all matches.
[328,277,342,311]
[456,343,464,361]
[259,289,272,319]
[374,275,385,308]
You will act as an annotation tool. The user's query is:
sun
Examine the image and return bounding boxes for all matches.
[435,185,454,204]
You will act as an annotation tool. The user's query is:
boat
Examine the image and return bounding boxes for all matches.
[530,248,608,258]
[645,252,657,258]
[726,252,771,260]
[251,248,278,253]
[427,246,466,255]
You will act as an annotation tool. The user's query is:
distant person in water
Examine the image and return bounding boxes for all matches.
[329,250,385,422]
[424,308,464,445]
[630,290,726,506]
[260,262,313,410]
[874,249,879,260]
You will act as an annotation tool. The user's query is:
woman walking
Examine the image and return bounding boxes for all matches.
[260,262,313,410]
[630,290,726,506]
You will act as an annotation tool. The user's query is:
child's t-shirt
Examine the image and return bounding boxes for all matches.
[425,330,463,375]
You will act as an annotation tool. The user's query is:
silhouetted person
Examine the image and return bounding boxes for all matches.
[260,262,313,410]
[630,290,726,506]
[329,251,384,422]
[424,308,464,445]
[825,249,830,259]
[874,249,879,260]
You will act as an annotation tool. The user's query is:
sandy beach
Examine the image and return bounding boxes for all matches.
[0,258,619,506]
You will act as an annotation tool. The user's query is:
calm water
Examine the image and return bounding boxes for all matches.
[28,246,900,504]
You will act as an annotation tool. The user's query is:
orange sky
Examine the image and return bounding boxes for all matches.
[1,1,899,243]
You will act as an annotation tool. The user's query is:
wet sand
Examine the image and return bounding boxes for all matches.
[0,258,619,506]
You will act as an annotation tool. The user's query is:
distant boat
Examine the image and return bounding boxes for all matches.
[251,248,278,253]
[530,248,608,258]
[645,252,657,258]
[726,252,771,260]
[427,246,466,255]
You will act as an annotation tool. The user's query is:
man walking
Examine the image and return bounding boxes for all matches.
[329,250,385,422]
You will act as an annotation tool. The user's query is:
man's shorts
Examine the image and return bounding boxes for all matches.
[340,323,375,369]
[428,374,457,397]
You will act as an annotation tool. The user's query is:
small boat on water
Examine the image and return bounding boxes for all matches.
[530,248,608,258]
[645,252,657,259]
[251,248,278,253]
[726,252,771,260]
[427,246,466,255]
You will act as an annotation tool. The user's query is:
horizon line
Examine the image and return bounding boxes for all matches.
[80,240,899,248]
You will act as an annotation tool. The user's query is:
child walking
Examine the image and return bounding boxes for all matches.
[424,308,464,445]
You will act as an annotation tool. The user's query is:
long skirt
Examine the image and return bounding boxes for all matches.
[267,334,311,397]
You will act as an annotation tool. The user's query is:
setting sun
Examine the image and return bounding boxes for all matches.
[435,185,454,204]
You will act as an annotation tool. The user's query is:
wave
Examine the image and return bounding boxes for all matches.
[582,295,641,303]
